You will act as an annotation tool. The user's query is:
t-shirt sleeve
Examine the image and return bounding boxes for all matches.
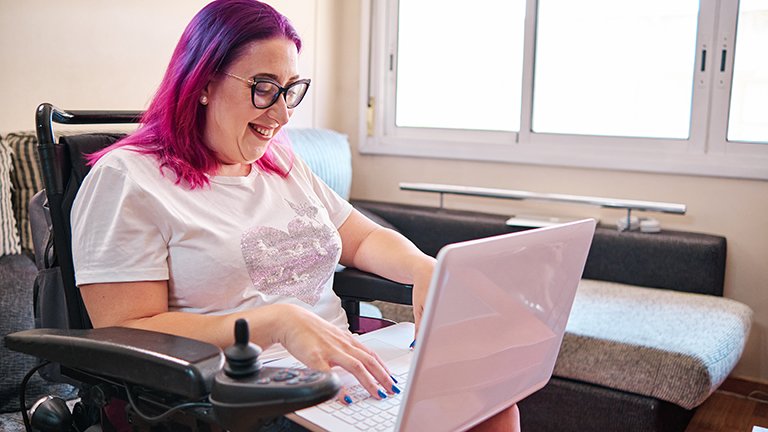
[71,162,170,286]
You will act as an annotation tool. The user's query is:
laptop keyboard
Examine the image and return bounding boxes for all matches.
[314,371,410,431]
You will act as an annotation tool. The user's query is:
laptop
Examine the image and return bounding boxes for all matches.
[271,218,596,432]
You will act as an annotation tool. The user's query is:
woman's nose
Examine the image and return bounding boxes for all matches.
[268,95,292,125]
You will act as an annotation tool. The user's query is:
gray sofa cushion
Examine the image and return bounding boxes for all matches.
[0,253,75,414]
[556,279,753,409]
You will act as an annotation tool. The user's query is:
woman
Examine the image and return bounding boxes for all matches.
[71,1,519,430]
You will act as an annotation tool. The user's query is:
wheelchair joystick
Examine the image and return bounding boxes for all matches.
[223,319,262,378]
[209,319,342,432]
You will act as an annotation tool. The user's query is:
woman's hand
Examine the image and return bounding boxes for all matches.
[271,303,399,402]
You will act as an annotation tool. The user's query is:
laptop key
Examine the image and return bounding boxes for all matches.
[332,412,356,424]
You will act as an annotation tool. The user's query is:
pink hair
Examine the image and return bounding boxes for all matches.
[88,0,302,188]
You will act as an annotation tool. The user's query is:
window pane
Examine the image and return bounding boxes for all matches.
[727,0,768,143]
[395,0,526,132]
[532,0,699,139]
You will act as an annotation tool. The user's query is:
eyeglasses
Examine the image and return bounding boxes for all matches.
[223,72,311,109]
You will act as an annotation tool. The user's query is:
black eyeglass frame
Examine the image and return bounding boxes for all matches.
[223,72,311,109]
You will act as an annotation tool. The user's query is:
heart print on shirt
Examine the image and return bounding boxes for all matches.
[240,200,340,306]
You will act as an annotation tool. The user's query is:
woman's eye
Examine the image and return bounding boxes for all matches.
[254,83,277,95]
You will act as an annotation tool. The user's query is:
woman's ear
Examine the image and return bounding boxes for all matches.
[200,80,212,105]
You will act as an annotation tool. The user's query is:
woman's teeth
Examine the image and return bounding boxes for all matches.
[251,124,273,138]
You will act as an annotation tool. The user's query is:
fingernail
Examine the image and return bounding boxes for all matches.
[391,375,398,384]
[409,340,416,348]
[392,385,401,394]
[344,395,353,405]
[378,389,388,399]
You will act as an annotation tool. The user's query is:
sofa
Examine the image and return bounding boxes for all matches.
[0,127,753,432]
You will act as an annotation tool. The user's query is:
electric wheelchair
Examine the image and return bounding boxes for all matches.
[4,103,413,432]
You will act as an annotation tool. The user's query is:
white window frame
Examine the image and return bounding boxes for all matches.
[358,0,768,180]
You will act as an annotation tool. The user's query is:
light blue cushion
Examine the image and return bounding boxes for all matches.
[555,279,753,409]
[286,128,352,200]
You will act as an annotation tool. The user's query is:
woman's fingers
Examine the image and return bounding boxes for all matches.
[278,305,399,400]
[328,341,400,400]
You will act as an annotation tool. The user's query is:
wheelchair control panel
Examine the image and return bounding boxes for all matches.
[210,319,342,430]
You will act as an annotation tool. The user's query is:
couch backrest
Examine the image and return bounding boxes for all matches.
[351,199,727,296]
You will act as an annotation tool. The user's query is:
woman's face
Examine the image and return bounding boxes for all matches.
[202,37,300,176]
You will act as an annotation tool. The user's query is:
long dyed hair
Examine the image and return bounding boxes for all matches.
[89,0,302,188]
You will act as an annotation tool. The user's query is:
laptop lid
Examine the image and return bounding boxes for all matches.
[397,218,595,431]
[283,218,596,432]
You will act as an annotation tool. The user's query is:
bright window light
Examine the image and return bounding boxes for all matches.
[727,0,768,143]
[532,0,699,139]
[395,0,526,132]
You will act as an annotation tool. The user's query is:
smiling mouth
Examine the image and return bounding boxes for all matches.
[250,123,274,139]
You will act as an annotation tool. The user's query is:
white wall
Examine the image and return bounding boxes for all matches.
[1,0,766,383]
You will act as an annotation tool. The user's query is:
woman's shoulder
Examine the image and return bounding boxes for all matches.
[92,146,169,183]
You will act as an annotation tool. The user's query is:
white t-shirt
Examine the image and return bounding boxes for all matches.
[71,144,354,349]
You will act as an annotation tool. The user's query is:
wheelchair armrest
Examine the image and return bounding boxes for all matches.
[333,267,412,306]
[4,327,224,400]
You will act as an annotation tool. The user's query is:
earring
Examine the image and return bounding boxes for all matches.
[200,95,208,105]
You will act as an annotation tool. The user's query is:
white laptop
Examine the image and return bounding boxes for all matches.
[272,218,596,432]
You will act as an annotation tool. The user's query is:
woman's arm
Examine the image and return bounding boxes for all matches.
[337,209,436,334]
[80,281,397,400]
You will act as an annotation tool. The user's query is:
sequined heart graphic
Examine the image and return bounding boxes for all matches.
[241,218,340,306]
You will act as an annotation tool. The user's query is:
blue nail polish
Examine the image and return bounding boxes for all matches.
[344,395,353,405]
[391,375,398,384]
[378,389,388,399]
[392,385,401,394]
[409,340,416,348]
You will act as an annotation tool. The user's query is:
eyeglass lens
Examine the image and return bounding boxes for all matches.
[253,80,309,109]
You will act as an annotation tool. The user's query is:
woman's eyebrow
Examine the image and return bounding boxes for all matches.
[253,72,301,82]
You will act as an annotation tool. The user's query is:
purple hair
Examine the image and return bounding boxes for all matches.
[89,0,303,188]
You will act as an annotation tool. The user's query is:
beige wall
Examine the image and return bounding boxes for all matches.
[0,0,317,133]
[1,0,766,382]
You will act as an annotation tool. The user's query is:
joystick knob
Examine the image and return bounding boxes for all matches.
[223,319,262,378]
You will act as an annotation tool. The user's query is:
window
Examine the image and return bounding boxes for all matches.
[726,0,768,143]
[395,1,525,132]
[532,0,699,139]
[359,0,768,180]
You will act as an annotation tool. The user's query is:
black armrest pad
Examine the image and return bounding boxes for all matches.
[334,267,412,305]
[351,199,727,296]
[4,327,223,400]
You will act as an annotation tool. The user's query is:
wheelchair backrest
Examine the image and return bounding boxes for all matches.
[33,103,142,331]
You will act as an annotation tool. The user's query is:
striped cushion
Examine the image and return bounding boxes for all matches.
[556,279,753,409]
[287,128,352,200]
[4,132,42,255]
[0,138,21,256]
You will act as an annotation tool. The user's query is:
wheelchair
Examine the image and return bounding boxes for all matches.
[4,103,412,432]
